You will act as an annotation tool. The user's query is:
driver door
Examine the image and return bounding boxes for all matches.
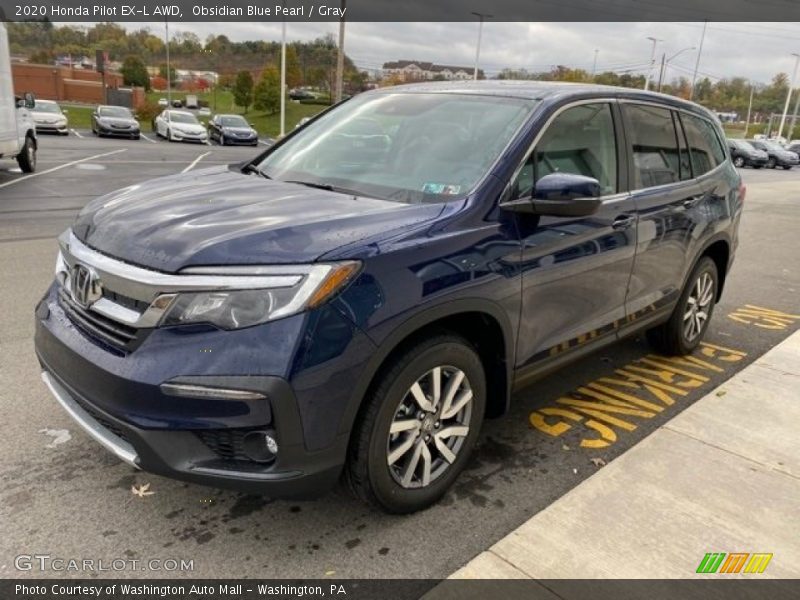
[511,101,637,374]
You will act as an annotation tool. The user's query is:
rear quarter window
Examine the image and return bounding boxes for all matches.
[681,113,727,176]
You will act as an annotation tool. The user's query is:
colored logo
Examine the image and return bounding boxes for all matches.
[696,552,773,574]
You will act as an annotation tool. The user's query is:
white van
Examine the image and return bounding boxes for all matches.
[0,22,37,173]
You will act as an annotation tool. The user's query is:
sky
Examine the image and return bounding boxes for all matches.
[122,21,800,86]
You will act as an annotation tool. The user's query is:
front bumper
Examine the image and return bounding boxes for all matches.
[34,284,350,497]
[97,124,140,137]
[745,155,768,167]
[777,156,799,167]
[36,123,68,134]
[171,130,208,143]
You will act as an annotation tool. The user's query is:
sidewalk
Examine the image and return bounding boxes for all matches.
[450,330,800,579]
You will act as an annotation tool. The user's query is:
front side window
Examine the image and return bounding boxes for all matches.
[256,93,538,203]
[624,104,682,188]
[511,103,618,199]
[681,113,726,176]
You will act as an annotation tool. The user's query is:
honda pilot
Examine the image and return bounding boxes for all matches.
[35,82,743,513]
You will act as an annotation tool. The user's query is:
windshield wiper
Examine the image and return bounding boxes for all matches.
[242,164,271,179]
[284,180,370,198]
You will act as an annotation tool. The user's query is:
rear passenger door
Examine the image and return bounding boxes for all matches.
[512,101,637,371]
[621,103,704,322]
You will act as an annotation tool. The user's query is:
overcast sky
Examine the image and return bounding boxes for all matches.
[123,21,800,85]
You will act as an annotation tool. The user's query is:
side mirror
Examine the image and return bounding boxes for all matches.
[23,92,35,109]
[502,173,602,217]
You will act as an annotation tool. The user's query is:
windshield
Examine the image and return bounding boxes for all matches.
[733,139,755,151]
[168,112,199,124]
[221,116,249,127]
[34,102,61,114]
[761,141,785,152]
[255,93,538,203]
[99,106,132,118]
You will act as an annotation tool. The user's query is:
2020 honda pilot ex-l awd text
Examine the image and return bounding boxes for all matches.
[35,82,743,513]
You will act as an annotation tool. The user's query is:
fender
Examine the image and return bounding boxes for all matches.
[336,297,516,438]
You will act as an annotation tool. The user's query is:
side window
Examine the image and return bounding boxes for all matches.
[511,103,618,199]
[624,104,682,188]
[681,113,726,176]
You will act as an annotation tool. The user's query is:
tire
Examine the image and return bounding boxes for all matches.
[753,165,762,169]
[166,128,173,142]
[767,157,777,169]
[345,334,486,514]
[133,135,140,140]
[782,165,792,170]
[16,135,36,173]
[647,256,718,356]
[733,156,745,168]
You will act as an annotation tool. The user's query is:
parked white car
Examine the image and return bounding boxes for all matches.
[1,23,37,172]
[158,98,168,107]
[31,99,69,135]
[153,110,208,143]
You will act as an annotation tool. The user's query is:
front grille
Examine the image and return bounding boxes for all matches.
[102,289,149,313]
[69,389,131,444]
[195,428,267,463]
[58,287,138,352]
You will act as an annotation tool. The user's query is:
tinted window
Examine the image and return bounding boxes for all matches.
[625,104,682,188]
[681,113,726,176]
[512,103,618,199]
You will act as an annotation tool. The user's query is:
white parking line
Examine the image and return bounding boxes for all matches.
[69,129,84,138]
[0,148,127,190]
[140,133,157,144]
[259,140,271,146]
[181,151,212,173]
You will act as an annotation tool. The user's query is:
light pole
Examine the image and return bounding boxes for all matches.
[280,16,286,138]
[689,20,708,100]
[165,19,171,109]
[334,0,346,103]
[644,36,662,91]
[472,12,492,81]
[657,46,695,92]
[777,53,800,141]
[592,49,599,80]
[743,85,754,138]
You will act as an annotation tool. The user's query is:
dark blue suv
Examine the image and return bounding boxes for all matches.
[35,82,743,513]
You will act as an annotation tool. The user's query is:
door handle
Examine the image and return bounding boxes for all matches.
[683,195,704,209]
[612,214,636,230]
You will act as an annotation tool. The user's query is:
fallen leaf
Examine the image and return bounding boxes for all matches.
[561,444,571,451]
[716,390,727,397]
[590,457,607,467]
[325,570,336,576]
[572,468,578,474]
[39,428,72,448]
[131,483,155,498]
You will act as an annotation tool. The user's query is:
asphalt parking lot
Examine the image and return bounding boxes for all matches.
[0,134,798,579]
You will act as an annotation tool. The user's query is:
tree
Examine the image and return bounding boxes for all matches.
[285,46,302,88]
[120,56,151,91]
[254,68,281,114]
[158,63,177,85]
[233,70,255,113]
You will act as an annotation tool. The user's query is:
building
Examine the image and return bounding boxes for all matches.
[382,60,483,81]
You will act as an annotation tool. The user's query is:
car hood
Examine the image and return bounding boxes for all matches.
[32,111,64,121]
[222,126,255,134]
[99,117,137,127]
[72,165,444,272]
[168,121,205,133]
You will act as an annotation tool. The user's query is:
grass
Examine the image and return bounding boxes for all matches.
[145,89,327,137]
[59,105,95,130]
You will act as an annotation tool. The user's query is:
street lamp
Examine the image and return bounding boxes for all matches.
[472,12,493,81]
[644,37,663,91]
[777,53,800,141]
[657,46,696,92]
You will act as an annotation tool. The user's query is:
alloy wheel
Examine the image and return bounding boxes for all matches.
[387,366,473,489]
[683,271,714,342]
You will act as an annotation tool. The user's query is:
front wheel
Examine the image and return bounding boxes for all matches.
[767,157,777,169]
[733,156,745,168]
[17,135,36,173]
[782,165,792,170]
[647,256,718,355]
[346,334,486,513]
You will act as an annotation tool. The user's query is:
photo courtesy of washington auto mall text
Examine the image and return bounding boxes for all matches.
[1,0,800,598]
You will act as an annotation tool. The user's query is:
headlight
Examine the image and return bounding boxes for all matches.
[158,262,361,330]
